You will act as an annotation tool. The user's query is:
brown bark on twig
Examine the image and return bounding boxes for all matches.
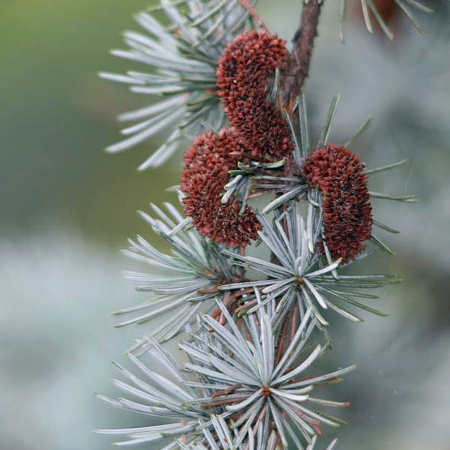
[283,0,323,109]
[237,0,269,32]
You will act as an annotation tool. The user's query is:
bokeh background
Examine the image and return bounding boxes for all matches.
[0,1,449,449]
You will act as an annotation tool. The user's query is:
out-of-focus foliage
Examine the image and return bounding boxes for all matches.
[0,229,149,450]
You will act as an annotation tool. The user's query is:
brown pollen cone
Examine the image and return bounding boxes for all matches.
[217,30,295,160]
[181,129,262,247]
[302,144,373,264]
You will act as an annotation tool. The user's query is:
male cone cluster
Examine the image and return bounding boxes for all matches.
[181,31,290,247]
[182,31,372,258]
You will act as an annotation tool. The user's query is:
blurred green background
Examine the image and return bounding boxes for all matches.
[0,0,179,245]
[0,1,449,449]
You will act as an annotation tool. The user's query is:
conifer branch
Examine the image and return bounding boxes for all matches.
[96,1,421,447]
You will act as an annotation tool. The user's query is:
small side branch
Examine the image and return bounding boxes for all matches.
[237,0,269,32]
